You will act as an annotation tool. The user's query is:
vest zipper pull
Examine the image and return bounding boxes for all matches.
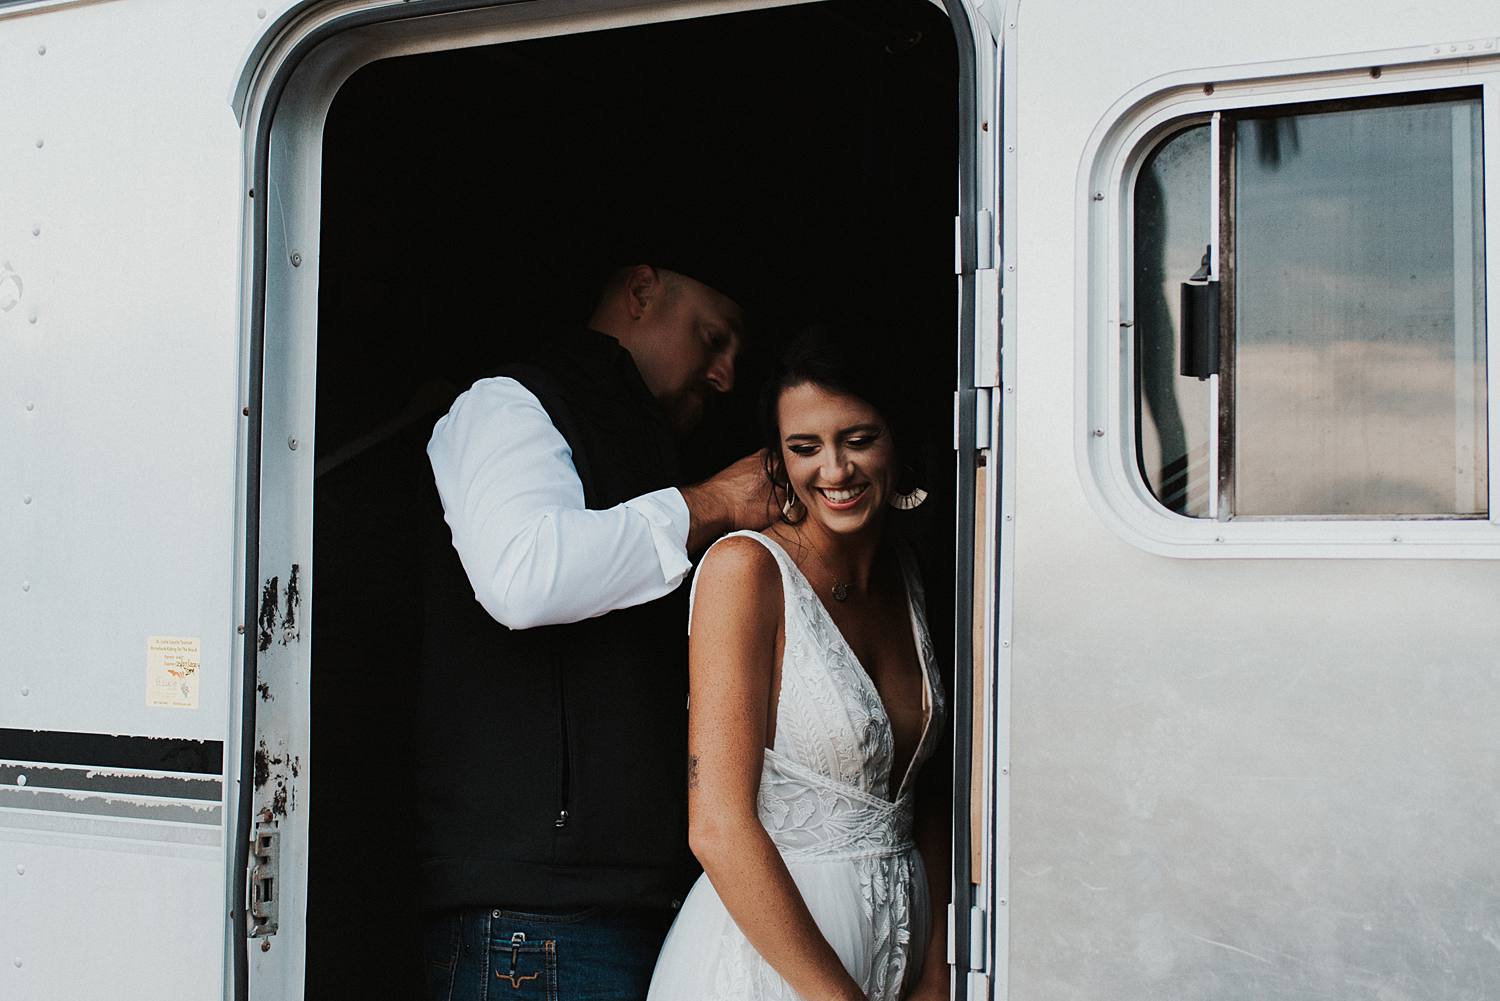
[554,809,569,829]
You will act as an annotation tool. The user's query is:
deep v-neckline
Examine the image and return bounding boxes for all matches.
[759,532,935,802]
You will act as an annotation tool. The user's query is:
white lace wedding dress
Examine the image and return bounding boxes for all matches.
[647,530,946,1001]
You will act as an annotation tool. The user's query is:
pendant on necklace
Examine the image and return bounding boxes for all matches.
[831,581,851,602]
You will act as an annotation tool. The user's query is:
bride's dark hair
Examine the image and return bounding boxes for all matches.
[758,322,926,519]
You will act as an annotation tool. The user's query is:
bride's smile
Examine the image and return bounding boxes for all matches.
[778,381,897,535]
[815,483,868,508]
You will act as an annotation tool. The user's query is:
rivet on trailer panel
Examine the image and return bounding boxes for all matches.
[23,494,32,505]
[31,225,40,237]
[288,436,298,450]
[15,772,25,783]
[34,138,43,149]
[25,402,35,412]
[290,252,302,267]
[257,7,267,18]
[21,580,30,592]
[28,311,38,324]
[17,688,27,698]
[37,44,45,55]
[12,957,20,968]
[15,864,24,875]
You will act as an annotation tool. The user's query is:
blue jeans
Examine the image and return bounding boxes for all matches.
[424,906,675,1001]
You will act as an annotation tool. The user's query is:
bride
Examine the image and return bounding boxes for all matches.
[648,326,948,1001]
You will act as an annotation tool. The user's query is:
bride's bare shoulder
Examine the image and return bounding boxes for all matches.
[697,533,781,593]
[690,537,786,669]
[692,534,784,638]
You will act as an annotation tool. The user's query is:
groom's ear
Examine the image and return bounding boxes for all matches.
[625,264,664,320]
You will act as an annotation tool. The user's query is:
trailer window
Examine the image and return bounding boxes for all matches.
[1133,90,1489,518]
[1134,124,1212,516]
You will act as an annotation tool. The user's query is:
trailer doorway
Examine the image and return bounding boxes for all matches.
[246,1,977,998]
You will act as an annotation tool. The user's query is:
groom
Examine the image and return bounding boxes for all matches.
[416,258,769,1000]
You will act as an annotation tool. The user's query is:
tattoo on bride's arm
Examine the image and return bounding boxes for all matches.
[687,754,699,790]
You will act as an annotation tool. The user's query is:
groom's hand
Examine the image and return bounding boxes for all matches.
[681,451,776,553]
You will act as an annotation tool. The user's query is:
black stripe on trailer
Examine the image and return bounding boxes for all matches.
[0,728,223,775]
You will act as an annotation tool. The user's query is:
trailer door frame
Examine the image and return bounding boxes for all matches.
[233,2,1003,999]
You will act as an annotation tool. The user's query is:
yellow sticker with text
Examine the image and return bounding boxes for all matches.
[147,636,200,709]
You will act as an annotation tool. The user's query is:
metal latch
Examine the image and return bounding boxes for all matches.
[1180,245,1220,379]
[249,821,279,936]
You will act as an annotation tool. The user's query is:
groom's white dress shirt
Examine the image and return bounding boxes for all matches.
[427,375,693,630]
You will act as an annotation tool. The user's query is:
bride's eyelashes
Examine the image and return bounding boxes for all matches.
[783,430,884,457]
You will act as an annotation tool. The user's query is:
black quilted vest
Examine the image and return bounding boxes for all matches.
[414,328,695,912]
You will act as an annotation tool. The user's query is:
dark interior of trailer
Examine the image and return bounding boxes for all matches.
[306,1,958,994]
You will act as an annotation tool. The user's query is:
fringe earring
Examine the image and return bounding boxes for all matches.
[889,466,928,510]
[889,487,928,510]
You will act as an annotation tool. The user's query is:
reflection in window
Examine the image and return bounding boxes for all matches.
[1134,125,1211,516]
[1132,91,1489,520]
[1235,97,1488,516]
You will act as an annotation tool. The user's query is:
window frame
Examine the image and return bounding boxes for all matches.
[1079,50,1500,558]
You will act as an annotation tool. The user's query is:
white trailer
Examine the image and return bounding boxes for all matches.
[1,1,1496,999]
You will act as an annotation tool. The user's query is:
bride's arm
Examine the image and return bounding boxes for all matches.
[904,778,951,1000]
[686,536,865,1001]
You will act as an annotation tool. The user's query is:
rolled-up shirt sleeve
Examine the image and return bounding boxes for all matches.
[427,376,692,629]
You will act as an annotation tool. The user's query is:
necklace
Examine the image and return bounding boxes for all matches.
[807,543,853,602]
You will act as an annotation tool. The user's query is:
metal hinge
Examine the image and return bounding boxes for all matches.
[969,905,988,971]
[975,267,1000,389]
[967,906,992,997]
[249,822,279,936]
[975,387,993,451]
[954,388,995,452]
[957,209,997,273]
